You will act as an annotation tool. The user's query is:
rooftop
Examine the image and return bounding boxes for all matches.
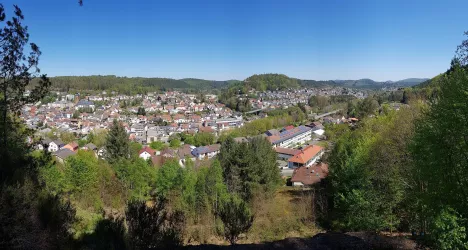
[290,163,329,185]
[267,125,311,145]
[288,145,324,164]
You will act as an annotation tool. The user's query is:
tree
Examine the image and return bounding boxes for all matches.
[72,110,80,119]
[194,132,215,146]
[308,96,329,110]
[150,140,164,150]
[79,216,127,250]
[126,199,185,249]
[218,195,254,245]
[218,137,241,193]
[327,106,421,232]
[0,4,51,181]
[88,129,107,147]
[60,132,75,144]
[169,138,181,149]
[156,160,181,198]
[114,158,156,200]
[357,97,379,118]
[411,65,468,240]
[64,151,99,194]
[297,102,307,114]
[218,137,280,201]
[137,107,146,116]
[105,119,130,163]
[431,207,468,250]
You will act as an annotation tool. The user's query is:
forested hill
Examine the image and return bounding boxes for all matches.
[44,74,428,94]
[243,74,301,91]
[180,78,241,90]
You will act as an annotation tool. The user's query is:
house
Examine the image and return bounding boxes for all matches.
[199,126,215,134]
[160,148,176,158]
[274,147,300,161]
[306,122,324,130]
[48,139,65,152]
[76,100,95,111]
[82,143,97,151]
[54,148,76,164]
[63,141,79,152]
[288,145,324,168]
[82,143,98,157]
[139,147,156,160]
[266,126,312,148]
[37,138,52,151]
[177,144,196,166]
[191,144,221,160]
[291,163,328,187]
[265,129,280,136]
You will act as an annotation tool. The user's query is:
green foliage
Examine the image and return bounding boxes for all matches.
[79,216,127,250]
[169,138,181,149]
[126,199,185,249]
[0,179,76,249]
[105,120,130,163]
[220,112,300,139]
[411,66,468,243]
[218,195,254,244]
[149,140,165,150]
[64,151,99,194]
[137,107,146,116]
[113,158,156,201]
[60,132,76,144]
[194,160,228,218]
[194,132,215,146]
[129,141,142,158]
[431,207,468,250]
[327,106,421,231]
[244,74,300,91]
[87,129,107,148]
[218,137,280,201]
[44,75,235,95]
[156,160,182,198]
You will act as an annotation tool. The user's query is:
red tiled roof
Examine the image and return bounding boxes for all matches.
[199,126,215,133]
[274,147,300,156]
[139,146,155,156]
[284,125,295,130]
[290,163,329,185]
[288,145,324,164]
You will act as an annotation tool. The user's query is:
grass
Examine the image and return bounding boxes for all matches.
[241,187,320,243]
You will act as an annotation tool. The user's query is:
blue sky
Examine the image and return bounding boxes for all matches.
[2,0,467,81]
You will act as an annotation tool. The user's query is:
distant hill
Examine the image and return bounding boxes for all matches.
[244,74,301,91]
[299,78,428,89]
[46,76,239,94]
[45,74,428,94]
[180,78,240,90]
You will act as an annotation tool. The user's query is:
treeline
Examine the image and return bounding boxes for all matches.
[219,106,307,140]
[324,61,468,248]
[40,75,236,95]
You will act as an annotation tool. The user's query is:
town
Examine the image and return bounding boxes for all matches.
[21,87,364,187]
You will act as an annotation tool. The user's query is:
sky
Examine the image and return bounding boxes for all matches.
[2,0,468,81]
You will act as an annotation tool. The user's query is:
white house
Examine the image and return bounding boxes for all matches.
[191,144,221,160]
[138,147,155,160]
[48,139,65,152]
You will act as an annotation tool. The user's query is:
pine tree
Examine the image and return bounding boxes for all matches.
[218,195,254,245]
[105,119,130,163]
[0,4,51,179]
